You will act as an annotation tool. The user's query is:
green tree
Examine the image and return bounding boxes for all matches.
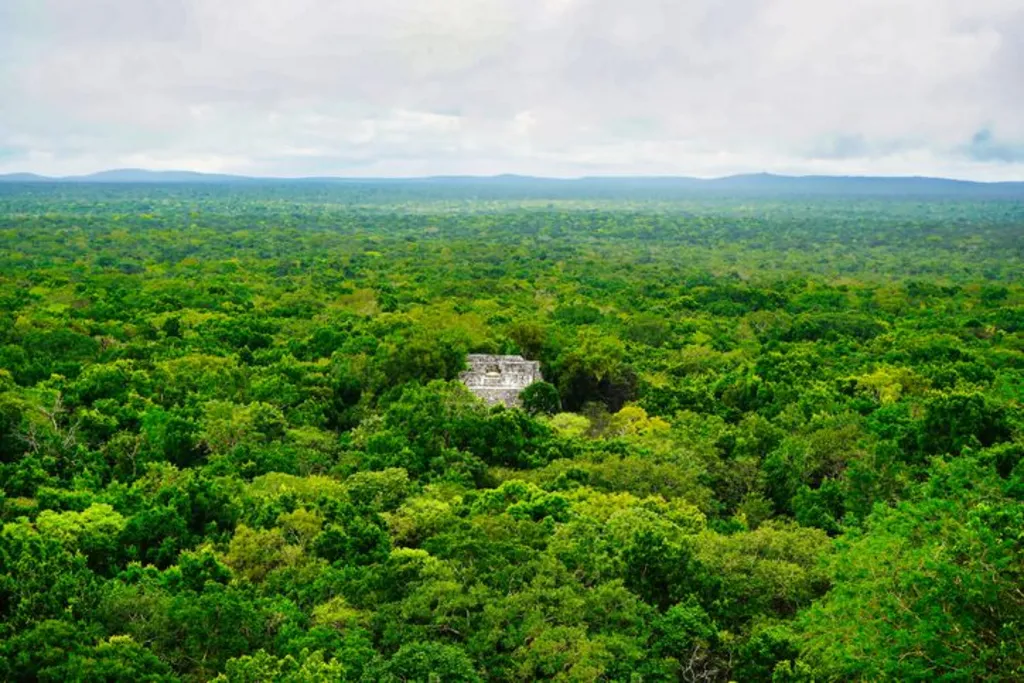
[520,381,562,416]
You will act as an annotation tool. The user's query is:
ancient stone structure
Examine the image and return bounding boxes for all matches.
[460,354,543,407]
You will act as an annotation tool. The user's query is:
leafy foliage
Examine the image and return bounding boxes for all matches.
[0,183,1021,680]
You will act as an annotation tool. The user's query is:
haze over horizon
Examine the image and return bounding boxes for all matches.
[2,0,1023,181]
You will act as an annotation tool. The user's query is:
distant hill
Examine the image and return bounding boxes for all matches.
[0,172,50,182]
[69,169,255,183]
[0,169,255,183]
[701,172,1014,195]
[0,169,1021,196]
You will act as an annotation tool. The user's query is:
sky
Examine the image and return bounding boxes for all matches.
[1,0,1023,180]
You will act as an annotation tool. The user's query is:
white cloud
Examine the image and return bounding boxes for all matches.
[1,0,1022,178]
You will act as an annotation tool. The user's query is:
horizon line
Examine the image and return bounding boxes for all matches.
[2,168,1023,185]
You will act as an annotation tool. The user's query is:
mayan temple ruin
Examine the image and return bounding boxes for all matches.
[459,354,543,407]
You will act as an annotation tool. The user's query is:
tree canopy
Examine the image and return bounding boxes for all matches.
[0,182,1021,680]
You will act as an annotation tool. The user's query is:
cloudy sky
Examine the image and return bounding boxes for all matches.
[1,0,1023,179]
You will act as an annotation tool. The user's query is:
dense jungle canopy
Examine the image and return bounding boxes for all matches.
[0,181,1021,681]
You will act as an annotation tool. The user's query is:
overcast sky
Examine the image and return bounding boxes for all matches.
[1,0,1022,179]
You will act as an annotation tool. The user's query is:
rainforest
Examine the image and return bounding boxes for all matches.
[0,180,1022,681]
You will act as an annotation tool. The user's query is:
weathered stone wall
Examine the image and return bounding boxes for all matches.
[460,354,543,407]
